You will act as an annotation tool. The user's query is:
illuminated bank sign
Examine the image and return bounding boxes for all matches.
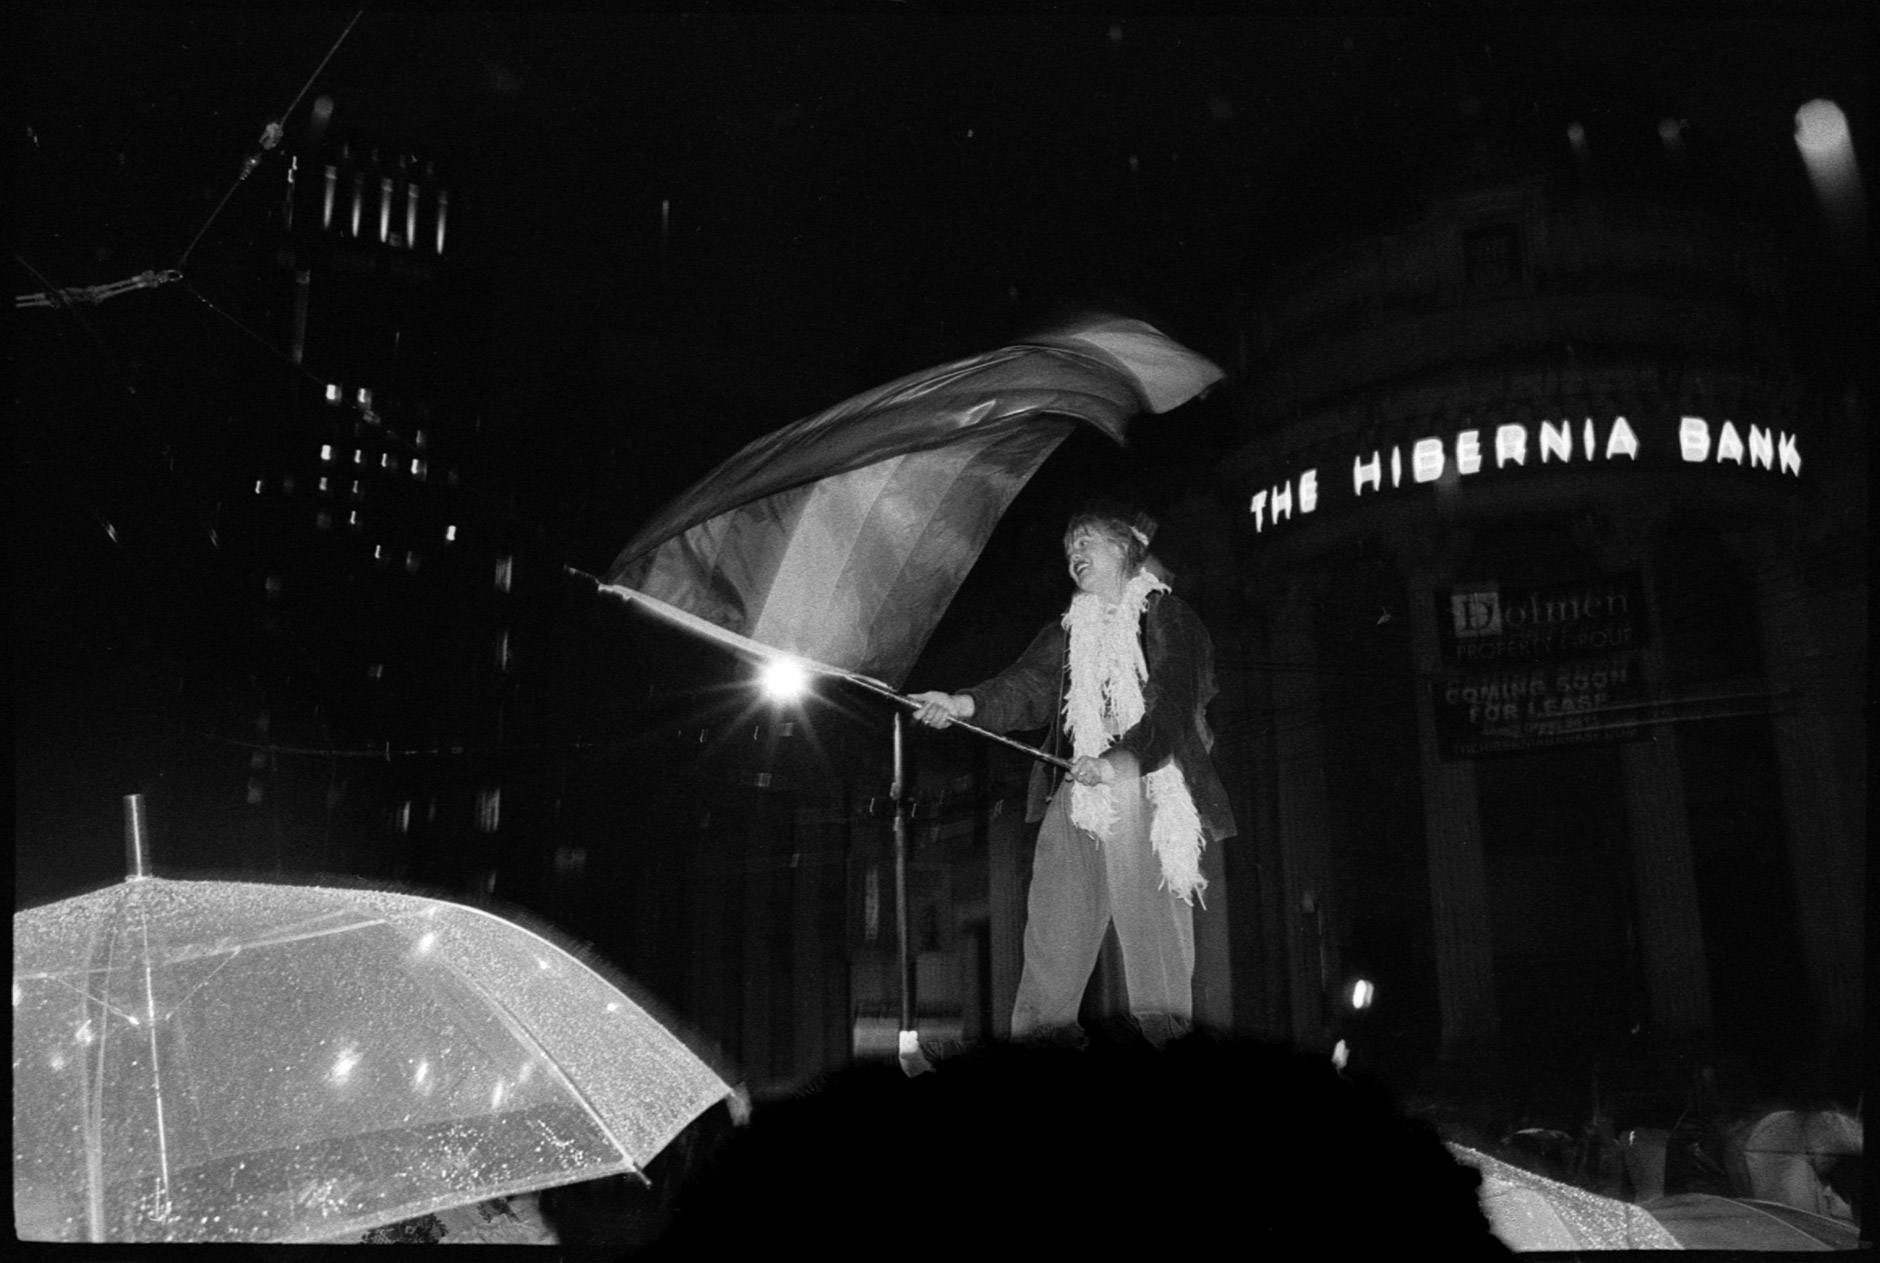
[1434,572,1649,758]
[1249,414,1802,533]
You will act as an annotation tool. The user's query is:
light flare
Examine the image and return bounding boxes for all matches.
[759,657,811,701]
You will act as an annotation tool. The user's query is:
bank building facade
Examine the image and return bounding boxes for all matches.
[1223,171,1865,1096]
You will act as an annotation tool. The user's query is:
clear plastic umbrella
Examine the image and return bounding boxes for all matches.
[1447,1144,1685,1251]
[13,868,734,1242]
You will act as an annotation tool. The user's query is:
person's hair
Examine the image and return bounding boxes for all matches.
[1063,502,1156,574]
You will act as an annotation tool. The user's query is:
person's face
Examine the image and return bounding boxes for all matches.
[1065,528,1130,595]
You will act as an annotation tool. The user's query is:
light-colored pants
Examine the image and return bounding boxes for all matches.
[1010,783,1195,1042]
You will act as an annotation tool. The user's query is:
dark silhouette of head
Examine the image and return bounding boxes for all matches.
[644,1025,1509,1258]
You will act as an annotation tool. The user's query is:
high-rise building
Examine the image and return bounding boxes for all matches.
[190,129,536,888]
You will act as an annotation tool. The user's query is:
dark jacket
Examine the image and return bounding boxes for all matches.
[963,589,1236,843]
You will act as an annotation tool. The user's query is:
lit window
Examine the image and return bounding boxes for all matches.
[476,786,501,833]
[357,386,372,407]
[353,449,363,465]
[381,453,391,469]
[254,479,265,494]
[496,630,512,671]
[406,184,420,250]
[494,554,513,593]
[348,511,360,530]
[415,429,428,450]
[411,458,426,479]
[378,176,393,243]
[325,384,342,404]
[445,524,457,542]
[322,165,337,230]
[318,477,330,493]
[368,663,385,679]
[405,550,420,573]
[374,544,383,560]
[350,480,362,500]
[350,171,363,236]
[320,444,334,462]
[435,190,449,254]
[396,800,411,833]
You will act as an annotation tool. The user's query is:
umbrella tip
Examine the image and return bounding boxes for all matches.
[124,793,152,880]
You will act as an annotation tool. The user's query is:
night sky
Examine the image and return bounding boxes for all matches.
[13,8,1872,905]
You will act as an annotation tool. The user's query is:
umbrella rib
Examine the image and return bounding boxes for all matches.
[152,946,244,1021]
[233,916,389,952]
[425,905,648,1165]
[133,898,178,1223]
[26,969,148,1024]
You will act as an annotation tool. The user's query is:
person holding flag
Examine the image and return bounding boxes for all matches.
[911,503,1235,1047]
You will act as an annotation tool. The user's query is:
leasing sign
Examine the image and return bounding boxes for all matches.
[1433,573,1649,758]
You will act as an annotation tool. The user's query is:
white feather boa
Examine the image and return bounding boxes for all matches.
[1062,571,1209,905]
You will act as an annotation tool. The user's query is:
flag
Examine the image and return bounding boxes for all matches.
[603,316,1223,689]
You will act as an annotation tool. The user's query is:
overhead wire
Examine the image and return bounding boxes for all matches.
[176,9,365,269]
[15,12,365,315]
[14,253,140,395]
[15,267,183,311]
[194,730,606,761]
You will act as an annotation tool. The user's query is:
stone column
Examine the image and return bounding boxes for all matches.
[1192,801,1235,1032]
[1266,572,1336,1045]
[1724,522,1865,1037]
[1396,530,1500,1056]
[1578,504,1713,1038]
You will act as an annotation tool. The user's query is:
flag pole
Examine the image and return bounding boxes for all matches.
[838,673,1073,771]
[588,576,1074,770]
[891,710,922,1071]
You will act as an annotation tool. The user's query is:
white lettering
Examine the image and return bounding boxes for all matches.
[1606,416,1640,460]
[1412,437,1445,483]
[1253,415,1795,536]
[1456,429,1482,474]
[1679,416,1711,462]
[1353,451,1382,496]
[1496,424,1528,467]
[1540,419,1573,463]
[1748,425,1774,470]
